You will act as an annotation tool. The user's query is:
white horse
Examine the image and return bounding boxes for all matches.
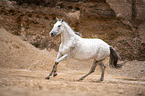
[46,18,123,81]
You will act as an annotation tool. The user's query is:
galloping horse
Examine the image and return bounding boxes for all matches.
[46,18,123,81]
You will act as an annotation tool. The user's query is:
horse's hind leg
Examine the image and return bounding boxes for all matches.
[98,62,106,81]
[77,60,98,81]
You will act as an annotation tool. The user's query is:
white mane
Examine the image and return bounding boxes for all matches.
[62,21,76,34]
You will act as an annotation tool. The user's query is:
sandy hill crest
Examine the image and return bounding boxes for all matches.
[0,28,59,71]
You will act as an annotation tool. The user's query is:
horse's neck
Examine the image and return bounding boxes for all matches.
[61,23,76,45]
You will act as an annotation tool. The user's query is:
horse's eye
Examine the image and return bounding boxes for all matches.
[58,25,61,27]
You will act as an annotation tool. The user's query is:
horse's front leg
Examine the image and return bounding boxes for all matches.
[53,52,62,77]
[46,54,68,79]
[53,54,69,77]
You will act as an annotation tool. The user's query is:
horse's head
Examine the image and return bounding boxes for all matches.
[50,18,63,37]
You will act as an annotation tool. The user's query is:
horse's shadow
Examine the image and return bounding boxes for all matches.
[72,79,104,83]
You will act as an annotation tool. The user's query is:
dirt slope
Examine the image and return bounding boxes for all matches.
[0,28,59,70]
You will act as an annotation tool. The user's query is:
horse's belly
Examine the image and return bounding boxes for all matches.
[72,46,98,60]
[73,53,96,60]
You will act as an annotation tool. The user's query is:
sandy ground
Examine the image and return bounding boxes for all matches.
[0,66,145,96]
[0,28,145,96]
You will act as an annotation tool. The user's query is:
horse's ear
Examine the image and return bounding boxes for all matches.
[61,19,63,22]
[61,17,64,22]
[56,17,59,21]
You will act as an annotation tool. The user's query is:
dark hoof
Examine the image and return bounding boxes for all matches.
[53,72,57,77]
[76,78,83,81]
[45,76,50,80]
[96,79,103,82]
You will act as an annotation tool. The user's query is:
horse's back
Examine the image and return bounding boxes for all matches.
[73,38,110,60]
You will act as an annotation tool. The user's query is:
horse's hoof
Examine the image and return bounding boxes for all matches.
[53,72,57,77]
[76,78,83,81]
[45,76,50,80]
[96,79,103,82]
[100,78,104,81]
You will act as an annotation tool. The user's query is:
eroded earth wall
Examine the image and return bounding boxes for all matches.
[0,0,144,60]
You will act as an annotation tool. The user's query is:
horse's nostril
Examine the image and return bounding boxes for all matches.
[50,32,55,37]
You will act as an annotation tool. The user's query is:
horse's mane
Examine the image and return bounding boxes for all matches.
[63,21,80,36]
[63,21,75,33]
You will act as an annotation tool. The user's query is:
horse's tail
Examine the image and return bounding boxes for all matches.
[109,46,123,69]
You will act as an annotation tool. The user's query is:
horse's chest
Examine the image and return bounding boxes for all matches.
[59,45,70,54]
[59,43,76,55]
[59,38,77,55]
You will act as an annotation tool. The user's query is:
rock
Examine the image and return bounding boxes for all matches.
[106,0,145,21]
[137,22,145,60]
[80,2,116,19]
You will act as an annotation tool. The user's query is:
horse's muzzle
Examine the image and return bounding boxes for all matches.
[50,32,56,37]
[51,33,55,37]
